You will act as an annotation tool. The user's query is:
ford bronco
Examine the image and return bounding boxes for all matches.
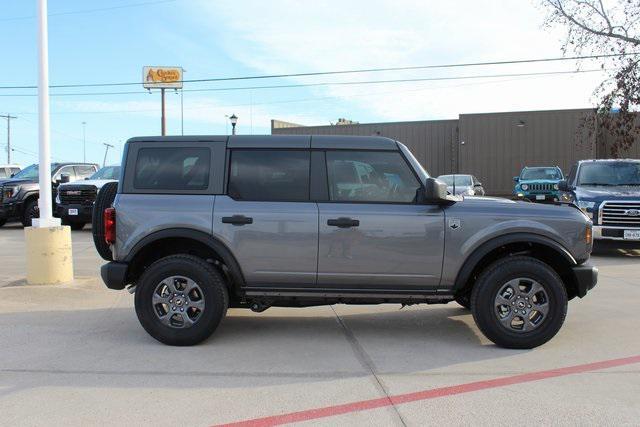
[96,135,597,348]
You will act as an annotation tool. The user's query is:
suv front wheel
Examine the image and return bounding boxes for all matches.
[471,256,568,349]
[135,254,229,346]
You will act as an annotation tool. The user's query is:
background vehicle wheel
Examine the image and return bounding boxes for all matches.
[470,256,567,349]
[0,219,6,227]
[69,222,86,230]
[454,293,471,309]
[92,181,118,261]
[21,198,39,227]
[134,254,229,346]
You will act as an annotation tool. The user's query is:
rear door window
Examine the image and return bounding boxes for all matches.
[134,147,210,190]
[0,169,6,179]
[228,150,310,201]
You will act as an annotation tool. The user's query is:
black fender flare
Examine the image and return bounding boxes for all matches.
[453,232,577,291]
[124,228,246,292]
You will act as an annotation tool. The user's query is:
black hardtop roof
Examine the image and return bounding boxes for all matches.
[126,135,399,150]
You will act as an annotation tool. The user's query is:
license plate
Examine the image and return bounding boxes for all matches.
[68,208,78,216]
[535,195,545,200]
[624,230,640,240]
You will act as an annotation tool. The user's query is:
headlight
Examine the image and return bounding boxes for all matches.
[3,185,20,199]
[521,184,529,191]
[553,183,559,190]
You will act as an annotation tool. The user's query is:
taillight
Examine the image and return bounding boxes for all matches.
[104,207,116,244]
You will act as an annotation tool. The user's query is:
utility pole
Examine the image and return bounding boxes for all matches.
[0,114,17,164]
[102,142,114,167]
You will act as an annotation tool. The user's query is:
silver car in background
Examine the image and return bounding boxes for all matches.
[438,174,486,196]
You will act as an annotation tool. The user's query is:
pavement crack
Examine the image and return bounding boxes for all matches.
[330,305,408,427]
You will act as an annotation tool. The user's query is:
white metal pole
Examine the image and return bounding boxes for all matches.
[35,0,57,228]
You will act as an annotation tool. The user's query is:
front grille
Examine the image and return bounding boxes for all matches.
[600,201,640,228]
[59,185,97,205]
[527,183,555,192]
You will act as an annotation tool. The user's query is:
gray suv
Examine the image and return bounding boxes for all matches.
[97,135,597,349]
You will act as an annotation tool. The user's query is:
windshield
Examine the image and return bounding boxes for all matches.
[438,175,473,186]
[578,161,640,186]
[521,167,562,180]
[11,164,39,179]
[90,166,121,180]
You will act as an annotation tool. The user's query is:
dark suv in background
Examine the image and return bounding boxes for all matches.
[560,159,640,242]
[0,162,98,227]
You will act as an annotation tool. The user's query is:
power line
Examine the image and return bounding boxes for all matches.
[0,52,632,90]
[0,0,177,22]
[0,68,606,98]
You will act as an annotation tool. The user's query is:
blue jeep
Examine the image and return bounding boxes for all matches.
[559,159,640,241]
[514,166,564,202]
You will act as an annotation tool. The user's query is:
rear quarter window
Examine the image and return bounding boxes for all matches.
[133,147,210,191]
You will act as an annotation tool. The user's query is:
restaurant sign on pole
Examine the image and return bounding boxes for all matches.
[143,66,183,135]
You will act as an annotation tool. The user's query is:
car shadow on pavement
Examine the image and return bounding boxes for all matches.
[592,241,640,258]
[0,305,523,395]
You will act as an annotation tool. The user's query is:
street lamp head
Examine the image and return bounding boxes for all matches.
[229,114,238,125]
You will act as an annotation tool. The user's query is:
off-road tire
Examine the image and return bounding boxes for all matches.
[470,256,568,349]
[92,182,118,261]
[21,198,39,227]
[135,254,229,346]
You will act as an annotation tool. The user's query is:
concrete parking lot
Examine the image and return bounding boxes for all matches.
[1,223,639,426]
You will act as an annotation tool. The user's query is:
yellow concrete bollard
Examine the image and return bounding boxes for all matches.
[24,226,74,285]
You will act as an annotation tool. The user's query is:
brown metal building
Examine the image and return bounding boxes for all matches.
[272,108,639,195]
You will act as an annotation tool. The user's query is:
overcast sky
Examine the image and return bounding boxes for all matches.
[0,0,607,166]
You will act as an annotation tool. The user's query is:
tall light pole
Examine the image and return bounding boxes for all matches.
[229,114,238,135]
[25,0,73,286]
[0,114,16,164]
[81,121,86,162]
[34,0,56,228]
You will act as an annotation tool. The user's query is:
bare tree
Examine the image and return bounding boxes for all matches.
[542,0,639,156]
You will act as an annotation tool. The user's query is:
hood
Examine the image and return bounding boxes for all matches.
[58,179,117,190]
[518,179,562,184]
[0,178,35,186]
[575,185,640,202]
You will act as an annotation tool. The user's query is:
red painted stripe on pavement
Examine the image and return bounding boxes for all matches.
[216,354,640,427]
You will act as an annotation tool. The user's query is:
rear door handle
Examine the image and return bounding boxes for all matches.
[327,217,360,228]
[222,215,253,226]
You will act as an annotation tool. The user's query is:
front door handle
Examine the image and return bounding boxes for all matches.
[222,215,253,226]
[327,217,360,228]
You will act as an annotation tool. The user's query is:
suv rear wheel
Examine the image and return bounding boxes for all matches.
[470,256,567,349]
[135,254,229,346]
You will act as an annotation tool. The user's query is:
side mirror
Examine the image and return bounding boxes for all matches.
[10,173,15,178]
[513,176,520,183]
[558,180,570,191]
[424,177,459,204]
[59,174,70,184]
[474,182,483,187]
